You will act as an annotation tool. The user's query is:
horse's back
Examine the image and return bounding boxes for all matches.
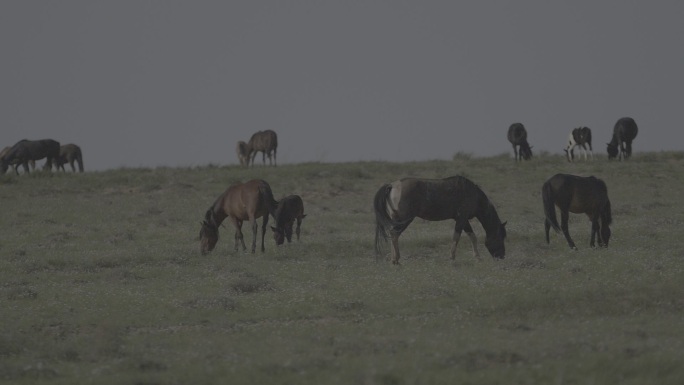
[507,123,526,143]
[223,179,274,219]
[275,195,305,224]
[249,130,278,150]
[545,173,608,213]
[392,176,480,220]
[614,117,638,141]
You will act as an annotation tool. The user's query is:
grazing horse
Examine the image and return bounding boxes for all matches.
[0,139,60,175]
[542,173,612,250]
[270,195,306,245]
[507,123,533,161]
[55,144,84,172]
[607,117,638,160]
[238,130,278,167]
[374,176,507,265]
[236,141,249,166]
[0,145,35,174]
[199,179,278,255]
[564,126,593,161]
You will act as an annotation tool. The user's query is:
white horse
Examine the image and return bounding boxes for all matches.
[564,127,593,161]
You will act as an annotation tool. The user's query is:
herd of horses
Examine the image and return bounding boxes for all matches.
[507,116,639,162]
[0,139,84,174]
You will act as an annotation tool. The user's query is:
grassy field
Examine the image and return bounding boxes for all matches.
[1,152,683,384]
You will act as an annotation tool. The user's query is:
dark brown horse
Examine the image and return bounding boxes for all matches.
[241,130,278,167]
[199,179,278,255]
[374,176,507,264]
[0,139,60,175]
[564,126,593,161]
[270,195,306,245]
[507,123,533,161]
[0,145,35,174]
[542,173,612,249]
[55,144,84,172]
[607,117,638,160]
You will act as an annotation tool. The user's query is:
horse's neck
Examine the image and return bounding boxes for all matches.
[475,196,500,235]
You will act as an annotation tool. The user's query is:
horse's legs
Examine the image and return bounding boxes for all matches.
[450,219,468,260]
[260,214,269,252]
[590,217,599,248]
[21,162,29,175]
[463,222,481,259]
[513,145,519,161]
[273,148,277,167]
[587,142,594,160]
[284,221,294,243]
[545,218,551,244]
[390,230,401,264]
[231,218,246,252]
[295,217,302,241]
[560,210,576,249]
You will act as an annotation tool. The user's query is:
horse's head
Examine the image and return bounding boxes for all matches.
[606,143,618,159]
[270,226,286,245]
[199,220,219,255]
[485,221,507,259]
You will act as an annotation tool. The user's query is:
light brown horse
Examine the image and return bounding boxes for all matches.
[374,176,507,265]
[239,130,278,167]
[55,144,84,172]
[199,179,278,255]
[270,195,306,245]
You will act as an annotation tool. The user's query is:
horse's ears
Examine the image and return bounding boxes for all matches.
[301,214,307,218]
[270,226,277,232]
[502,221,507,227]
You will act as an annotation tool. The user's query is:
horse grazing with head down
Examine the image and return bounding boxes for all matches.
[0,145,35,174]
[607,117,638,160]
[55,144,84,172]
[564,126,593,162]
[237,130,278,167]
[507,123,533,161]
[270,195,306,245]
[542,173,612,250]
[0,139,60,175]
[199,179,278,255]
[374,176,507,265]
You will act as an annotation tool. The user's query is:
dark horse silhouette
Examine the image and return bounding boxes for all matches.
[0,139,60,175]
[374,176,507,264]
[0,145,35,174]
[237,130,278,167]
[507,123,533,161]
[607,117,638,160]
[270,195,306,245]
[542,173,612,250]
[564,126,593,161]
[199,179,278,255]
[55,144,84,172]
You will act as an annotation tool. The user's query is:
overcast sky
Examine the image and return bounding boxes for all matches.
[2,1,683,170]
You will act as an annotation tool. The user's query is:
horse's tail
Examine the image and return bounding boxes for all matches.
[373,184,393,255]
[76,148,84,172]
[542,181,561,233]
[258,181,279,217]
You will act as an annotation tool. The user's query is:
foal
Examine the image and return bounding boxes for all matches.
[271,195,306,245]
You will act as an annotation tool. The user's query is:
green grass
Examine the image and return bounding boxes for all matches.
[1,152,683,384]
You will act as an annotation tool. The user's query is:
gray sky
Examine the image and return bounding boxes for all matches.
[2,1,683,170]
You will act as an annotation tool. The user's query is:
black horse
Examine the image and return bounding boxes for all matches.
[542,173,612,250]
[270,195,306,245]
[564,126,593,162]
[374,176,507,264]
[0,139,60,175]
[507,123,533,161]
[607,117,638,160]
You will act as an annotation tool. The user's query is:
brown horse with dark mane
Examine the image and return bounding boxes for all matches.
[374,176,507,264]
[55,144,84,172]
[0,139,60,175]
[199,179,278,255]
[542,173,612,249]
[237,130,278,167]
[270,195,306,245]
